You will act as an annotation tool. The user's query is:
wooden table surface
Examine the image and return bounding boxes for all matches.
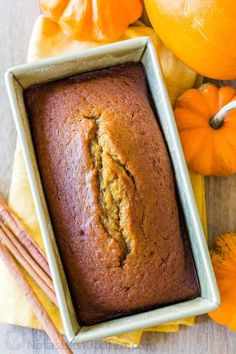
[0,1,236,353]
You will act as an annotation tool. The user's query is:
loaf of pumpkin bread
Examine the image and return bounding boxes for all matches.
[24,63,200,325]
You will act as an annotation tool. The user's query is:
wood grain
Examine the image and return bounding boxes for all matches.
[0,0,236,352]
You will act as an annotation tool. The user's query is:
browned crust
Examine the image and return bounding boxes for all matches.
[24,63,200,325]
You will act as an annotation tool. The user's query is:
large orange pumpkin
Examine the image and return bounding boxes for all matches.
[40,0,143,42]
[144,0,236,80]
[174,84,236,176]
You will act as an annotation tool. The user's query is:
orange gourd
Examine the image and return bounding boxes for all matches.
[174,84,236,176]
[144,0,236,80]
[40,0,143,42]
[209,233,236,331]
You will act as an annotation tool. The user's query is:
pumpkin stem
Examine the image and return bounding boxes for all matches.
[210,100,236,129]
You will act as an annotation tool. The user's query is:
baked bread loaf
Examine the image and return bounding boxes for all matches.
[24,63,200,325]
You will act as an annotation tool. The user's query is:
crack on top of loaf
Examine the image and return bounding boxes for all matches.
[108,152,147,241]
[86,114,135,267]
[107,153,136,189]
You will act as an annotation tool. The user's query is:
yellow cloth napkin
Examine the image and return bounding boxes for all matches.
[0,16,207,348]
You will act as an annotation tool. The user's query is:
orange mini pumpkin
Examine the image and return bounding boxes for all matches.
[174,84,236,176]
[209,233,236,331]
[40,0,143,42]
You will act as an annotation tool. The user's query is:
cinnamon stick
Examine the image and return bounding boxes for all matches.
[0,241,73,354]
[0,221,54,290]
[0,224,57,305]
[0,197,50,276]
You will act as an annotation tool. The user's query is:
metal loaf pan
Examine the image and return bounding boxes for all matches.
[5,37,220,344]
